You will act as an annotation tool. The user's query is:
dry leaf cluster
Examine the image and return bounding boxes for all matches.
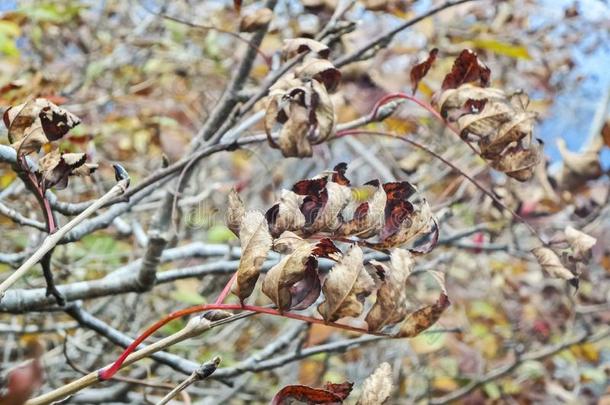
[271,362,394,405]
[3,98,96,191]
[531,225,597,288]
[264,38,340,157]
[227,164,448,336]
[413,49,542,181]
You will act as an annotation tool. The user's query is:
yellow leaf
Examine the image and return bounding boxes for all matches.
[432,376,459,392]
[410,333,446,354]
[467,39,531,60]
[571,343,599,363]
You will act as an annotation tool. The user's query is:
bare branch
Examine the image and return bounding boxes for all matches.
[0,178,130,301]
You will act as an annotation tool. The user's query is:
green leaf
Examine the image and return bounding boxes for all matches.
[483,382,501,399]
[170,290,206,305]
[207,225,237,243]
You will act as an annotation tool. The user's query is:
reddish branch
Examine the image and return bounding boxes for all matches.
[99,302,388,381]
[343,92,545,244]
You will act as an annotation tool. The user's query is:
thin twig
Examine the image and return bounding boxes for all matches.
[333,0,479,67]
[25,313,216,405]
[0,178,130,301]
[156,357,221,405]
[428,327,610,404]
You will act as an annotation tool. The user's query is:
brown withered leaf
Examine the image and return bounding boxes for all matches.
[264,77,335,158]
[263,247,319,312]
[332,162,350,186]
[309,181,352,234]
[306,80,336,144]
[374,198,434,250]
[263,235,340,312]
[565,226,597,262]
[3,98,80,155]
[441,49,491,90]
[531,246,579,288]
[37,150,96,190]
[379,182,416,241]
[226,189,246,236]
[232,211,273,302]
[296,58,342,92]
[281,38,330,61]
[272,231,310,253]
[271,381,353,405]
[556,138,602,189]
[279,101,313,157]
[290,171,352,234]
[410,48,438,95]
[365,250,413,332]
[490,139,543,182]
[265,190,306,237]
[262,233,332,312]
[318,245,375,322]
[293,176,328,227]
[437,85,540,182]
[339,182,386,238]
[356,362,393,405]
[397,291,449,338]
[239,7,273,32]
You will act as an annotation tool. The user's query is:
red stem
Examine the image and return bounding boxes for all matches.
[18,155,57,232]
[99,302,382,381]
[368,92,480,155]
[214,271,238,304]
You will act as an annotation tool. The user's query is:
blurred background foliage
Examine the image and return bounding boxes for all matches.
[1,0,609,403]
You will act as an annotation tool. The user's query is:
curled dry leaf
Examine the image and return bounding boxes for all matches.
[371,197,435,251]
[226,188,246,235]
[318,245,375,322]
[262,233,340,312]
[389,271,449,338]
[410,48,438,95]
[281,38,330,62]
[356,362,393,405]
[365,249,413,332]
[531,246,579,288]
[37,150,97,190]
[262,164,435,251]
[556,138,603,189]
[239,7,273,32]
[231,211,273,302]
[311,181,353,233]
[271,381,353,405]
[295,58,342,92]
[565,226,597,262]
[338,181,387,238]
[397,292,449,338]
[266,190,306,237]
[437,83,540,181]
[441,49,490,90]
[3,98,80,155]
[265,76,336,158]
